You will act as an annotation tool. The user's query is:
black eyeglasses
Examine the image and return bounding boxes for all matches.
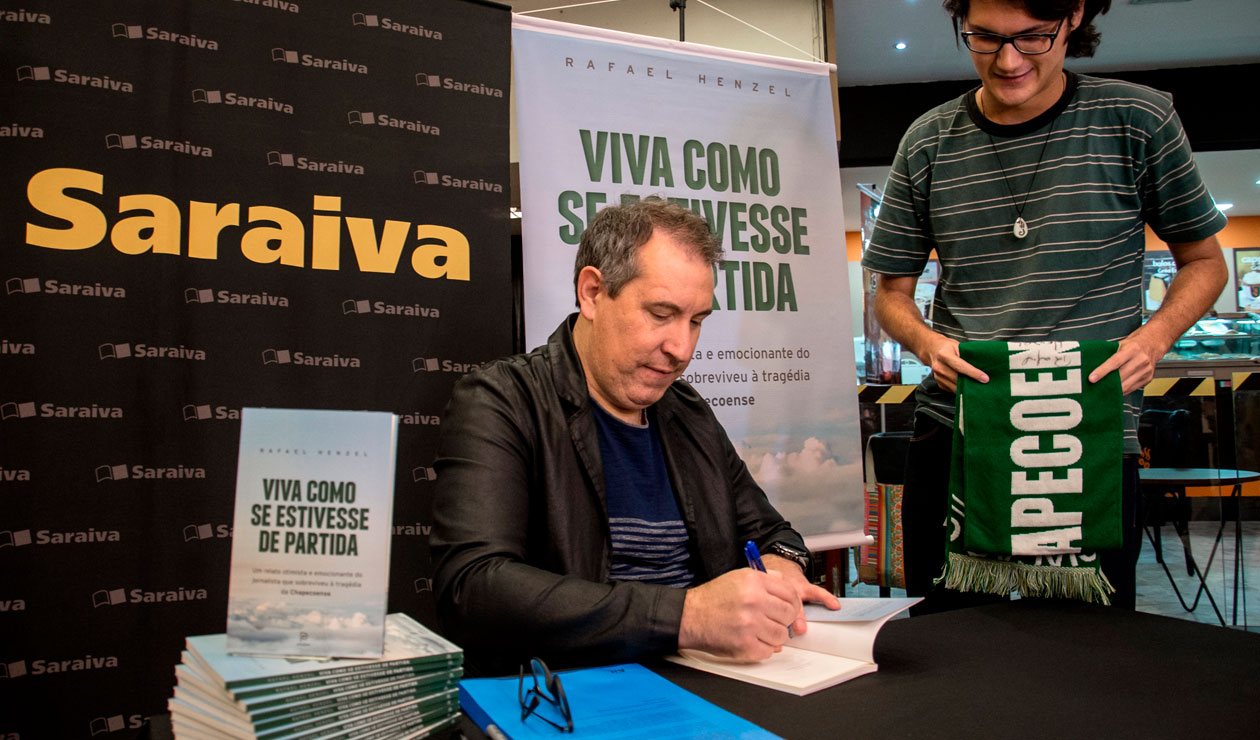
[518,658,573,732]
[961,17,1063,55]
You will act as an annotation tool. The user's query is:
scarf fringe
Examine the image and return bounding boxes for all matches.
[941,552,1115,605]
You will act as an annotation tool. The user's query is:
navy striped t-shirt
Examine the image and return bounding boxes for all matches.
[590,402,695,588]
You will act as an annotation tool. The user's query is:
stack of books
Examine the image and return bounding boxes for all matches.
[168,613,463,739]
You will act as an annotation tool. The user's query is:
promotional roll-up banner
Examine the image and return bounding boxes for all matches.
[513,15,863,546]
[0,1,510,735]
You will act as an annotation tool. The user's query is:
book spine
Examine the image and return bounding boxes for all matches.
[254,686,456,734]
[286,699,453,740]
[359,711,460,740]
[229,653,461,694]
[240,661,459,707]
[251,671,458,722]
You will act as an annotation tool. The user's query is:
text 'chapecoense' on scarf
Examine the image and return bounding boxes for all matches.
[940,340,1123,604]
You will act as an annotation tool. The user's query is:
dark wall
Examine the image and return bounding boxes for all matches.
[839,63,1260,167]
[0,1,512,736]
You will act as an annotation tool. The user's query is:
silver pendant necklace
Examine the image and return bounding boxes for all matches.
[980,93,1054,240]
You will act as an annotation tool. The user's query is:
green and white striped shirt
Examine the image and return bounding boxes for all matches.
[862,73,1227,452]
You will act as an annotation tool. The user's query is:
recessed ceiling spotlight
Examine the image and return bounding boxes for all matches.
[894,41,908,51]
[1217,203,1234,212]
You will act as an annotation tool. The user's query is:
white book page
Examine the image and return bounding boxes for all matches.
[804,597,920,622]
[790,597,921,663]
[670,646,873,695]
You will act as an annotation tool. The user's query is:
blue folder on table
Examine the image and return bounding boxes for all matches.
[459,662,781,739]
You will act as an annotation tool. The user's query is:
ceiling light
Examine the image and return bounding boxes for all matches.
[1217,203,1234,212]
[894,41,907,51]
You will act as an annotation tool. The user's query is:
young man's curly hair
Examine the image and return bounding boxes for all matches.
[943,0,1112,58]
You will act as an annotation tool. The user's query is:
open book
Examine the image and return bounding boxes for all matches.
[665,597,920,695]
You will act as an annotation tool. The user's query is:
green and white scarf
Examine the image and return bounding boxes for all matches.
[940,341,1123,604]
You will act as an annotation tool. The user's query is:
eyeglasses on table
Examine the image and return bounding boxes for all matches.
[518,657,573,732]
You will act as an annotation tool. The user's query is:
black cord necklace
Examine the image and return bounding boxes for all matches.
[980,92,1055,240]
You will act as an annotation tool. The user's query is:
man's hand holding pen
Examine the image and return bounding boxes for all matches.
[676,541,841,662]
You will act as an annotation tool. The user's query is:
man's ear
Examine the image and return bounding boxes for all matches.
[1069,1,1085,32]
[576,265,604,320]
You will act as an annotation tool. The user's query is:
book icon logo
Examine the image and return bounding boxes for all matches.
[6,277,42,294]
[0,660,28,679]
[347,110,375,125]
[182,404,212,421]
[413,170,438,185]
[92,589,127,608]
[89,715,128,735]
[267,151,295,167]
[184,288,214,304]
[412,357,439,373]
[412,466,436,482]
[111,23,142,39]
[105,133,138,150]
[191,88,222,104]
[271,48,299,64]
[1,402,37,420]
[0,530,33,548]
[99,343,132,360]
[414,578,433,593]
[351,13,380,27]
[262,349,291,365]
[183,523,214,541]
[342,299,372,315]
[95,464,129,482]
[415,73,442,87]
[16,65,51,81]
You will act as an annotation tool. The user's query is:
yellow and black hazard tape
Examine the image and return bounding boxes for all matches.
[1142,377,1214,397]
[857,384,917,404]
[861,376,1238,401]
[1232,372,1260,393]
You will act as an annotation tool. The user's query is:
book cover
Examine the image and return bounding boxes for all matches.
[226,407,399,658]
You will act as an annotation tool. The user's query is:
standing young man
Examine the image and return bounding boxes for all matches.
[862,0,1228,611]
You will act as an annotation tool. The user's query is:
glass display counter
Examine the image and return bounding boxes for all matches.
[1157,315,1260,379]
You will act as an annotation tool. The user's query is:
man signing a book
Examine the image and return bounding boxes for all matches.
[431,199,839,675]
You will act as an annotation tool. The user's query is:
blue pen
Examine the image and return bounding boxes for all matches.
[744,540,793,637]
[744,540,767,572]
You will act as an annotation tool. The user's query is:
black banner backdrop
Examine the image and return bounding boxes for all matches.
[0,1,511,735]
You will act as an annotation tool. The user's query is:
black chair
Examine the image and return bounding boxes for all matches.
[1137,408,1194,568]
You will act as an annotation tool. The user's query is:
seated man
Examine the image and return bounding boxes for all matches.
[432,199,837,675]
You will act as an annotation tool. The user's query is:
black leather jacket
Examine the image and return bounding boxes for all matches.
[431,315,808,675]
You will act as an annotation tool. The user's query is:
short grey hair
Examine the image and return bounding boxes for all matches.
[573,198,723,303]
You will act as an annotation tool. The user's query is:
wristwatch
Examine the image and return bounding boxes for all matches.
[765,542,811,574]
